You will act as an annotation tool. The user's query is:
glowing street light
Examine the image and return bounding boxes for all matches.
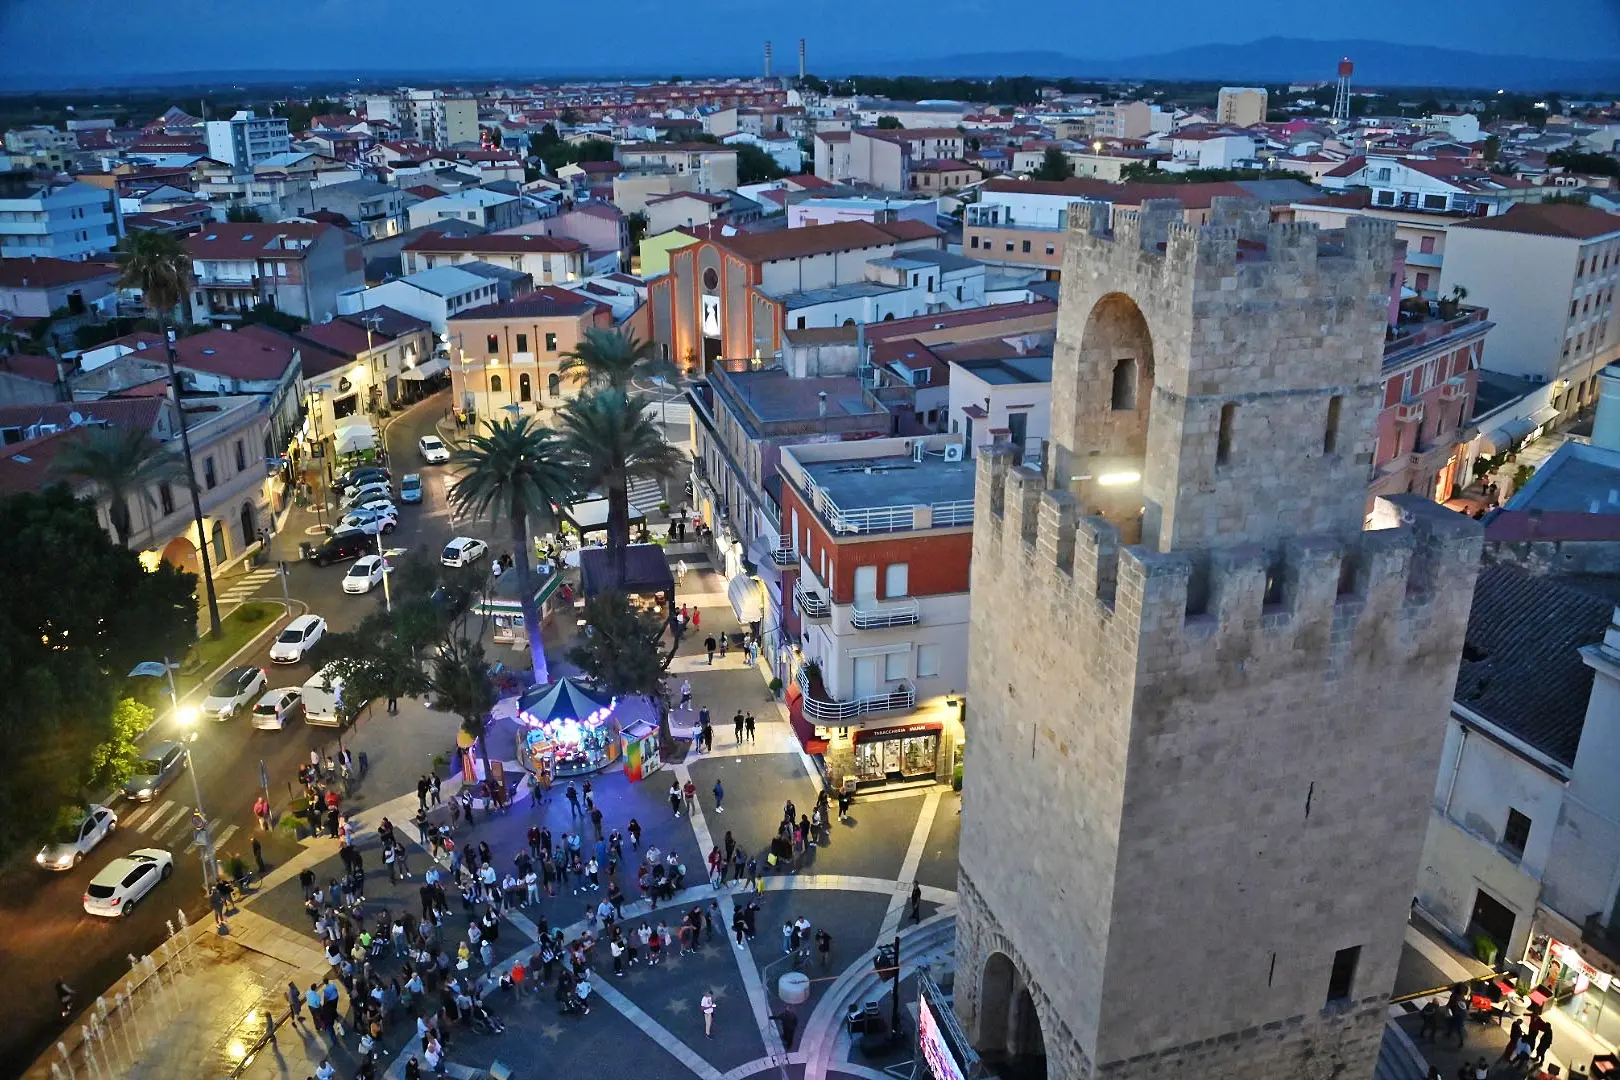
[175,705,218,892]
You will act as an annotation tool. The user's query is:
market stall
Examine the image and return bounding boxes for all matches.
[516,677,620,778]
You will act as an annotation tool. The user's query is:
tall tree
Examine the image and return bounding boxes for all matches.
[447,416,576,684]
[0,487,196,861]
[53,425,185,547]
[561,392,683,590]
[431,633,499,783]
[1033,146,1074,182]
[559,327,674,392]
[568,590,679,754]
[117,229,223,637]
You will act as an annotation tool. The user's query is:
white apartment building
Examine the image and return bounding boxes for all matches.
[341,266,503,334]
[1440,202,1620,412]
[366,90,478,149]
[0,175,119,260]
[204,111,292,173]
[406,189,531,232]
[947,352,1053,462]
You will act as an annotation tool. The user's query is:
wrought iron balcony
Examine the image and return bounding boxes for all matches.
[851,597,921,630]
[794,578,830,620]
[795,666,915,723]
[770,543,798,567]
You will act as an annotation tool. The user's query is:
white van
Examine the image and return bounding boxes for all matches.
[301,663,359,726]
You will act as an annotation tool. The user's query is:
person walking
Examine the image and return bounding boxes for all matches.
[679,680,692,709]
[815,927,832,968]
[683,779,696,811]
[418,776,431,814]
[252,836,267,875]
[669,781,683,818]
[909,883,923,924]
[704,636,717,665]
[701,990,717,1038]
[734,710,745,743]
[744,712,756,742]
[286,980,305,1027]
[430,774,442,806]
[712,779,724,813]
[566,782,581,817]
[1534,1022,1553,1063]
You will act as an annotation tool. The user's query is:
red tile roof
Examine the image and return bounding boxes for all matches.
[100,324,300,382]
[781,174,831,191]
[0,397,164,435]
[0,257,120,290]
[0,429,78,497]
[1454,202,1620,240]
[705,219,936,263]
[186,222,340,261]
[0,353,64,384]
[404,184,446,199]
[404,230,587,255]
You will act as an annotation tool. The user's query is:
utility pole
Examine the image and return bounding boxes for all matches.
[166,325,222,637]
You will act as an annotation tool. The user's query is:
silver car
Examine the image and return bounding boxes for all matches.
[122,741,187,802]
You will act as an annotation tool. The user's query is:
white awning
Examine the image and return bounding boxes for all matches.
[727,572,763,625]
[400,355,449,381]
[1529,404,1560,429]
[563,497,646,533]
[334,423,376,455]
[1476,416,1535,457]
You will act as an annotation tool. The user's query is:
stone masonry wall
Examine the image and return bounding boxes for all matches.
[958,198,1483,1080]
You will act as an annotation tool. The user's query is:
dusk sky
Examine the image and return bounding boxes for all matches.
[3,0,1617,83]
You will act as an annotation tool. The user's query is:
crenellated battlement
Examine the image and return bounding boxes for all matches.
[1065,195,1397,295]
[974,445,1482,670]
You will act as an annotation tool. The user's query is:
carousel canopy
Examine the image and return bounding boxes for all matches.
[518,677,613,726]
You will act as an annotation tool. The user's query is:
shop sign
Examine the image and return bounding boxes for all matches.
[853,721,943,744]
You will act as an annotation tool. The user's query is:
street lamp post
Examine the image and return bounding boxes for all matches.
[175,706,218,893]
[165,327,223,638]
[376,533,394,614]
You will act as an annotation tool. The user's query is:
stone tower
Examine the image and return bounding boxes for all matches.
[955,198,1482,1080]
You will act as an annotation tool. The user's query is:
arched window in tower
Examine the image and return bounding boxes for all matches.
[1323,395,1342,454]
[1217,402,1236,466]
[1110,357,1137,411]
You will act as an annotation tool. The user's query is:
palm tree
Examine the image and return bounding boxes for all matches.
[561,391,684,590]
[117,230,222,637]
[559,327,674,393]
[53,426,186,547]
[446,415,577,684]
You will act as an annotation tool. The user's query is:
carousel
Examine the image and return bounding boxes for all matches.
[516,677,620,778]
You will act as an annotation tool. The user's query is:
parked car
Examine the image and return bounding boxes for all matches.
[306,528,373,566]
[336,466,390,492]
[347,494,398,517]
[199,665,267,720]
[83,849,173,917]
[342,555,389,594]
[303,663,363,726]
[341,482,394,510]
[441,536,488,568]
[251,687,306,730]
[418,435,451,464]
[121,742,187,802]
[337,507,398,535]
[399,473,423,504]
[269,614,327,664]
[37,805,117,870]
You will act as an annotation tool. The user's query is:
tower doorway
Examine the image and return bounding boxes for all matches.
[977,952,1047,1080]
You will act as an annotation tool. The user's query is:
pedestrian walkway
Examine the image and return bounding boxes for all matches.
[627,474,666,515]
[218,566,280,608]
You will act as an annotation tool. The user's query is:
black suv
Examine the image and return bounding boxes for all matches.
[305,528,373,567]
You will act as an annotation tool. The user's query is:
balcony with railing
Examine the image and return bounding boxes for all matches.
[851,597,921,629]
[770,541,798,566]
[795,665,916,723]
[794,577,830,620]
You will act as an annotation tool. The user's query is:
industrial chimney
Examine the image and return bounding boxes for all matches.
[799,38,807,80]
[764,41,773,79]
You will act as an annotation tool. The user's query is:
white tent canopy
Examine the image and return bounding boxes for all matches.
[334,423,377,455]
[563,497,645,534]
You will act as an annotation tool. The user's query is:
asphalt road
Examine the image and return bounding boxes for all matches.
[0,388,517,1077]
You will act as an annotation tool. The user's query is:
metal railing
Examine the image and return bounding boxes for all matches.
[795,665,916,722]
[851,597,921,629]
[770,543,798,566]
[794,578,830,619]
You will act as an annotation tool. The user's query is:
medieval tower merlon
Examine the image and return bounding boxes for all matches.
[958,192,1480,1080]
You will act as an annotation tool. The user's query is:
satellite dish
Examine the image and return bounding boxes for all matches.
[69,411,84,425]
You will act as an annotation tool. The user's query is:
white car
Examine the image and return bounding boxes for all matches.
[337,507,398,535]
[346,494,399,518]
[83,848,174,917]
[343,555,390,594]
[419,435,451,464]
[37,805,117,870]
[341,482,393,510]
[199,665,267,720]
[269,614,327,664]
[441,536,489,567]
[252,687,306,730]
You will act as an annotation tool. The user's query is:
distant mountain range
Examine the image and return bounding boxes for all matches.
[1,37,1614,96]
[863,38,1620,93]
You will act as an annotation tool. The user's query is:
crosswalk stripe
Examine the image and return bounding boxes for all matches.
[151,802,190,839]
[627,476,664,513]
[186,820,237,853]
[215,824,239,851]
[135,800,173,834]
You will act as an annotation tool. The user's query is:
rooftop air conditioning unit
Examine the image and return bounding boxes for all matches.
[943,443,965,463]
[911,440,925,463]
